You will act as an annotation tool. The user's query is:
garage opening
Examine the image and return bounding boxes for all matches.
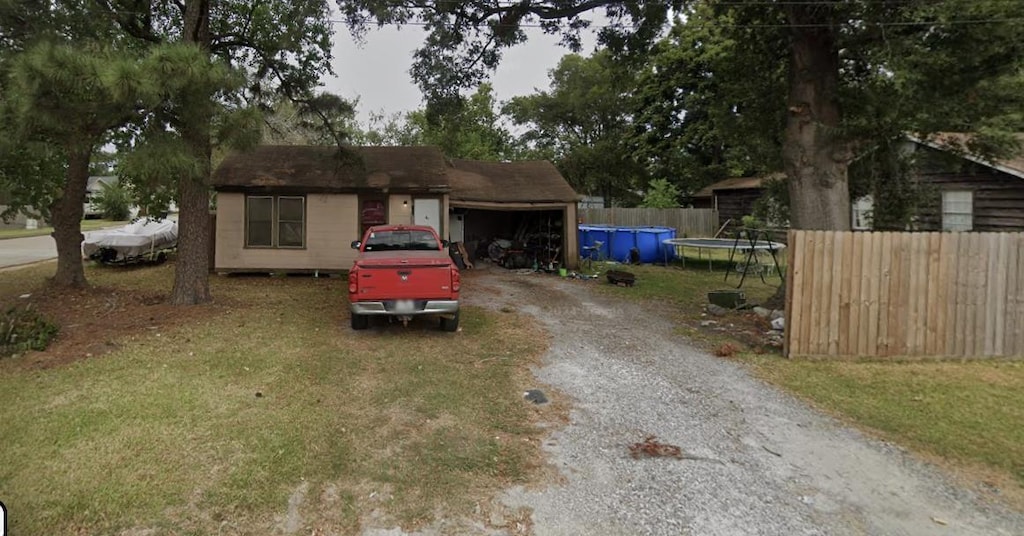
[450,207,568,270]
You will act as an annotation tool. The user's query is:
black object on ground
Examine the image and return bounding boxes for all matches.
[606,270,636,287]
[524,389,549,404]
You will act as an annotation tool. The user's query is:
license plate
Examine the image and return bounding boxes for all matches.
[394,300,415,313]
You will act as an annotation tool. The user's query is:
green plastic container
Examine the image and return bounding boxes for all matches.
[708,290,746,309]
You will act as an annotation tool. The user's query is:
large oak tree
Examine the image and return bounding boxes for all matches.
[343,0,1024,231]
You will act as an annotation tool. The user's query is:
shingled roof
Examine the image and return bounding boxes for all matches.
[449,159,579,203]
[213,146,580,204]
[212,145,451,193]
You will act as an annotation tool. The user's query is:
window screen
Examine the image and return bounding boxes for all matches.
[942,191,973,231]
[277,196,305,248]
[246,196,274,247]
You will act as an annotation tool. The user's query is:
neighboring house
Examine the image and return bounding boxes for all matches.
[691,133,1024,232]
[210,145,580,273]
[85,176,119,218]
[906,133,1024,232]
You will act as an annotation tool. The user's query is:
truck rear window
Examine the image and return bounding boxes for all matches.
[363,230,440,251]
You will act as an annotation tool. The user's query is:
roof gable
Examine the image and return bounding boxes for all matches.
[449,159,579,203]
[909,133,1024,180]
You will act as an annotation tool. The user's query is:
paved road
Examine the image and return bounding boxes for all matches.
[458,270,1022,536]
[0,234,58,268]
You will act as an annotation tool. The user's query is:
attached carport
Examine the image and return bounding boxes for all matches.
[447,160,580,270]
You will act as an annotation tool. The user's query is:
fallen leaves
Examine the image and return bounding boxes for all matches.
[629,435,683,460]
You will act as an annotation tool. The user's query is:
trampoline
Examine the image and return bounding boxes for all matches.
[663,235,787,288]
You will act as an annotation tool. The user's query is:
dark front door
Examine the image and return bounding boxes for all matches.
[360,196,387,237]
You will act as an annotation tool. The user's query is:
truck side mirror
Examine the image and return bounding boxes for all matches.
[350,240,361,249]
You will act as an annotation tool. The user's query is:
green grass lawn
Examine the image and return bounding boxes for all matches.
[0,263,553,534]
[0,219,128,240]
[589,258,1024,504]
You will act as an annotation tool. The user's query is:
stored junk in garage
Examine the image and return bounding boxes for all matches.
[447,160,580,271]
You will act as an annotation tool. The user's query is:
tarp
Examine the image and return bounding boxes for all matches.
[82,219,178,260]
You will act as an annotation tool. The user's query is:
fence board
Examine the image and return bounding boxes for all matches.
[786,230,1024,359]
[838,231,855,355]
[579,208,719,237]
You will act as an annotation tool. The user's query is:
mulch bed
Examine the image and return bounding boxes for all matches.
[3,285,219,370]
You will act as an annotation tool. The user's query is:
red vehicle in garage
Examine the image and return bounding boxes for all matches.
[348,225,461,331]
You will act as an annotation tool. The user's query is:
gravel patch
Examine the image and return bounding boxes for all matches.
[462,270,1024,536]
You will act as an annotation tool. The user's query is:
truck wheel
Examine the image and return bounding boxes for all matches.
[440,311,460,332]
[351,313,369,330]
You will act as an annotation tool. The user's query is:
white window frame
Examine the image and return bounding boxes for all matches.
[941,190,973,232]
[851,195,874,230]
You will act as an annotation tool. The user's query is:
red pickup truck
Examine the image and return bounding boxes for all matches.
[348,224,461,331]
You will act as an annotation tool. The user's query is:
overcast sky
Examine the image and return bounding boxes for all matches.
[324,24,600,124]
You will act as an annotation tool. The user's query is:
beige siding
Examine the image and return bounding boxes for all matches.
[215,192,359,272]
[388,194,412,225]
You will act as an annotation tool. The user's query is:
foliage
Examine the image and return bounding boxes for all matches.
[351,84,516,160]
[505,51,646,203]
[630,9,785,195]
[93,180,134,221]
[640,179,681,209]
[0,304,58,358]
[263,94,359,146]
[411,83,516,160]
[751,177,790,228]
[352,110,425,147]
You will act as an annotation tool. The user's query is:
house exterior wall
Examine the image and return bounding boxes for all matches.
[911,146,1024,232]
[714,188,764,227]
[215,192,359,272]
[914,171,1024,231]
[388,194,412,225]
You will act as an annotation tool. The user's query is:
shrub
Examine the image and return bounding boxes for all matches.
[0,304,59,358]
[94,181,134,221]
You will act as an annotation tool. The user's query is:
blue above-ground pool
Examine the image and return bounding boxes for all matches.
[578,225,677,263]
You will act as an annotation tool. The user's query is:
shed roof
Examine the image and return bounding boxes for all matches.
[212,145,451,193]
[449,159,579,203]
[691,173,784,198]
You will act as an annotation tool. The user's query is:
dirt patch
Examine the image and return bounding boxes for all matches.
[2,285,221,370]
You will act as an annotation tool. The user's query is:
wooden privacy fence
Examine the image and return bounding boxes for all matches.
[579,207,719,237]
[785,230,1024,359]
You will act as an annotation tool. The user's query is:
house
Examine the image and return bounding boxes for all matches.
[691,134,1024,232]
[210,145,581,273]
[905,133,1024,232]
[85,176,118,218]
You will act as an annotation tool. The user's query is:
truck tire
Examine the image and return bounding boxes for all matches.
[440,310,460,332]
[351,313,369,330]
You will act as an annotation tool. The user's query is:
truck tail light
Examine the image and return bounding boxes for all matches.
[348,269,358,293]
[451,267,461,292]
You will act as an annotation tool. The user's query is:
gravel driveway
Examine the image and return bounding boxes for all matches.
[462,269,1024,536]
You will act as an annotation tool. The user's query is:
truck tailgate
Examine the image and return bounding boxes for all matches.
[353,253,454,301]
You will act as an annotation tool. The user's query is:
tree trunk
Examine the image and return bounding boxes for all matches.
[766,11,852,310]
[169,0,213,306]
[782,13,851,231]
[49,146,92,288]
